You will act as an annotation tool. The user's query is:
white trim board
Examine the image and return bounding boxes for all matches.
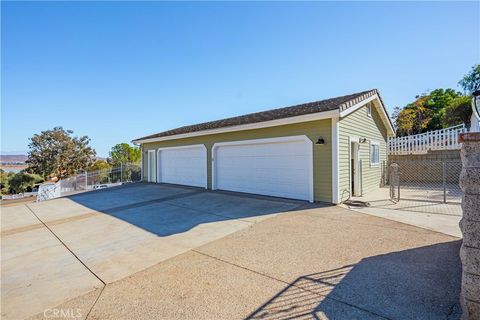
[140,144,143,182]
[331,117,339,204]
[133,110,338,144]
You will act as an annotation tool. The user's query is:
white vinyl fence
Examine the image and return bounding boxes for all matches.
[388,124,466,155]
[37,163,141,201]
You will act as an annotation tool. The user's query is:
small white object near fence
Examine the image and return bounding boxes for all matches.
[388,124,466,155]
[37,182,61,201]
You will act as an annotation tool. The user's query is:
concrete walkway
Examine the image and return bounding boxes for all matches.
[344,188,462,237]
[1,184,462,319]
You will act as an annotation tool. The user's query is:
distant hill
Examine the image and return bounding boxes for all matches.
[0,154,27,163]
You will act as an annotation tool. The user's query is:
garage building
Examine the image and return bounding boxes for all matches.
[132,89,395,204]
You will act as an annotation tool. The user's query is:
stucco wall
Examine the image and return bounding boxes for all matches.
[338,102,388,199]
[141,119,333,202]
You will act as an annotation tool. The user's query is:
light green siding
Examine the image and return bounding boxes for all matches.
[141,119,333,202]
[338,103,388,200]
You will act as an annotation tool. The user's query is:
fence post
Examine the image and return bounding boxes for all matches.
[121,163,123,183]
[442,162,446,203]
[397,173,400,201]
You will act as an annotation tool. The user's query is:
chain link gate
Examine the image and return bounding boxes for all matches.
[388,163,400,202]
[388,160,462,204]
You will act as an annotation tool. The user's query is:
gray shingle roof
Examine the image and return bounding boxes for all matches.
[134,89,380,141]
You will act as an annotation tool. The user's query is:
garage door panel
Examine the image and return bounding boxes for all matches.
[214,137,313,201]
[158,146,207,188]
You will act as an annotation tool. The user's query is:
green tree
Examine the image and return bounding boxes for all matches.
[459,64,480,94]
[9,172,43,194]
[425,89,461,131]
[443,96,472,128]
[88,160,112,184]
[27,127,96,179]
[89,160,112,171]
[394,89,461,136]
[0,169,15,194]
[109,143,141,166]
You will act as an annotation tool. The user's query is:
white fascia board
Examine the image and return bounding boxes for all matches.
[133,110,339,144]
[339,95,377,117]
[339,94,395,136]
[331,117,339,204]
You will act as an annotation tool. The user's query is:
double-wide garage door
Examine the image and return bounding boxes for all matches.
[213,136,313,202]
[154,136,313,202]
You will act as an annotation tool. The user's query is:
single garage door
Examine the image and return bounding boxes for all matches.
[212,136,313,202]
[157,145,207,188]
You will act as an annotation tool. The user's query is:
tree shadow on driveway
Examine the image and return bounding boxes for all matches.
[246,240,462,320]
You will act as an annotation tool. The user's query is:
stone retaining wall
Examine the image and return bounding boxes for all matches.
[459,132,480,320]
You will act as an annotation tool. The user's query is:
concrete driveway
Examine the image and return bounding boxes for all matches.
[1,183,461,320]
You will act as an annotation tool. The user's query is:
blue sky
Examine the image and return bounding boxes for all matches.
[2,1,479,157]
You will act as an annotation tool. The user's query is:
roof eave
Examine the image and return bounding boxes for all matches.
[338,93,395,137]
[132,109,340,144]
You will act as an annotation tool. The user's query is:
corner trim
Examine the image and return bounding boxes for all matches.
[331,117,339,204]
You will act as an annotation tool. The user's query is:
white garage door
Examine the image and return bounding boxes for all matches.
[157,145,207,188]
[213,136,313,202]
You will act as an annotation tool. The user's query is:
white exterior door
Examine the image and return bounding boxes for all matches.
[350,141,361,196]
[213,136,313,202]
[157,145,207,188]
[147,150,156,182]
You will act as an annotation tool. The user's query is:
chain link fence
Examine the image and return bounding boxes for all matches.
[387,160,462,204]
[37,163,141,201]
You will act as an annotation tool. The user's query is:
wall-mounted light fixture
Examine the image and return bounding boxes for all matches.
[359,137,367,144]
[316,137,326,145]
[471,90,480,132]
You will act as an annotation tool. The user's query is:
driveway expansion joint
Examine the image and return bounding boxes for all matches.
[84,284,106,320]
[25,204,107,286]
